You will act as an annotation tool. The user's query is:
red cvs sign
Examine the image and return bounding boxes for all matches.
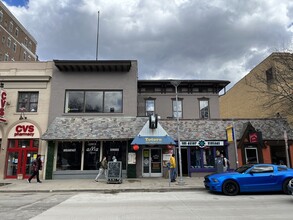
[0,89,7,122]
[14,125,35,137]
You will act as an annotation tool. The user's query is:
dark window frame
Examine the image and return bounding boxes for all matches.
[64,90,123,113]
[17,91,39,112]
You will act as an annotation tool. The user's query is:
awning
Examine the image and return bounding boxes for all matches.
[131,135,175,145]
[131,121,176,145]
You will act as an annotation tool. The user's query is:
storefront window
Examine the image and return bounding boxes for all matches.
[190,146,227,169]
[203,147,215,168]
[57,141,82,170]
[103,141,126,169]
[190,147,201,168]
[8,139,39,148]
[84,141,100,170]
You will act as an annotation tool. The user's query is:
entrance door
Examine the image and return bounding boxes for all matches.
[245,147,259,164]
[6,139,39,179]
[142,148,162,177]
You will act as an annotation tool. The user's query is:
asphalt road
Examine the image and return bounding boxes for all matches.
[1,191,293,220]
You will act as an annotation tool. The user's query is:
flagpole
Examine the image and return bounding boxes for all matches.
[96,11,100,60]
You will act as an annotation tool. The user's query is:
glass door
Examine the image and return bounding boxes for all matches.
[6,151,20,178]
[6,139,39,179]
[245,147,259,164]
[142,148,162,177]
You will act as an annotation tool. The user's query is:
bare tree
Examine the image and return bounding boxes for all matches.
[246,52,293,117]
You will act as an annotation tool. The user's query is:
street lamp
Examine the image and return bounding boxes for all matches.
[170,80,184,185]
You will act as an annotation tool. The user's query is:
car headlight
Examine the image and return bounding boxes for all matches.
[211,178,219,183]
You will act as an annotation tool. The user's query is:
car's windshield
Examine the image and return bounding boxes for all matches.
[235,164,254,173]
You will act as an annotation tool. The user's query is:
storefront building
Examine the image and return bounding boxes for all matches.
[0,62,53,180]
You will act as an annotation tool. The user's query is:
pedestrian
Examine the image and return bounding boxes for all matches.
[221,153,229,172]
[112,156,117,162]
[95,156,108,182]
[170,153,176,182]
[27,154,42,183]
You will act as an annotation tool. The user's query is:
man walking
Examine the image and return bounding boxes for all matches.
[95,156,108,182]
[28,154,42,183]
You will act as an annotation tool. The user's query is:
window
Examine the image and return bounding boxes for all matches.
[199,99,209,119]
[28,41,32,50]
[251,165,274,173]
[84,141,101,170]
[13,43,17,52]
[9,21,13,32]
[266,68,274,83]
[145,99,155,116]
[23,51,27,60]
[17,92,39,112]
[24,37,28,46]
[65,90,123,113]
[0,11,3,22]
[15,28,19,37]
[7,37,11,48]
[172,99,182,118]
[57,142,82,170]
[4,53,9,61]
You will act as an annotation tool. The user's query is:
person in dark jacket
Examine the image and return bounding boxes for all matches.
[95,156,108,182]
[27,154,42,183]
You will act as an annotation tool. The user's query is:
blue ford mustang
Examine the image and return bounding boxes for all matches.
[204,164,293,196]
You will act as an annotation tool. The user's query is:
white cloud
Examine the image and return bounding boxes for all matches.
[4,0,293,90]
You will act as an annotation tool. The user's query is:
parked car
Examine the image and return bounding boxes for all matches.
[288,178,293,195]
[204,164,293,196]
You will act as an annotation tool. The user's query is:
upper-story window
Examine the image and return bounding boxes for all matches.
[266,68,274,83]
[9,21,13,32]
[17,92,39,112]
[7,37,11,48]
[2,36,5,44]
[199,99,209,119]
[172,99,182,118]
[28,41,32,50]
[65,90,123,113]
[0,11,3,22]
[13,43,17,52]
[15,28,19,37]
[24,37,28,47]
[23,51,27,60]
[145,99,155,116]
[4,53,9,61]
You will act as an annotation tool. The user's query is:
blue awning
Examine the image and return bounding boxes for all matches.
[131,135,176,145]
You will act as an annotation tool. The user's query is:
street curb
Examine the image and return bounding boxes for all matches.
[0,187,205,193]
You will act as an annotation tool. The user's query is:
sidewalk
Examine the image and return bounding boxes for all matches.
[0,177,205,193]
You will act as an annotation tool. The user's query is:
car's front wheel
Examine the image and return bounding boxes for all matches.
[222,180,239,196]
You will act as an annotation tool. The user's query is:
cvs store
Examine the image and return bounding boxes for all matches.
[5,122,41,179]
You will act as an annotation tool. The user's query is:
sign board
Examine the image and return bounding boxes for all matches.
[180,140,224,147]
[107,161,122,184]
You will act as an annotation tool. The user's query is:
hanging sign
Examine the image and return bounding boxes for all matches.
[0,88,7,123]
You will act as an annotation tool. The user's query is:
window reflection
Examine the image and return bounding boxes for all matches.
[57,142,82,170]
[65,90,122,113]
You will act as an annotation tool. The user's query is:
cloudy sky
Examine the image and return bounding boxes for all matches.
[2,0,293,90]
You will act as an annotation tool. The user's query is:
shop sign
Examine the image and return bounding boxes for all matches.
[86,146,99,152]
[0,88,7,122]
[14,125,35,137]
[8,122,40,139]
[180,140,224,147]
[249,132,258,143]
[63,149,76,152]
